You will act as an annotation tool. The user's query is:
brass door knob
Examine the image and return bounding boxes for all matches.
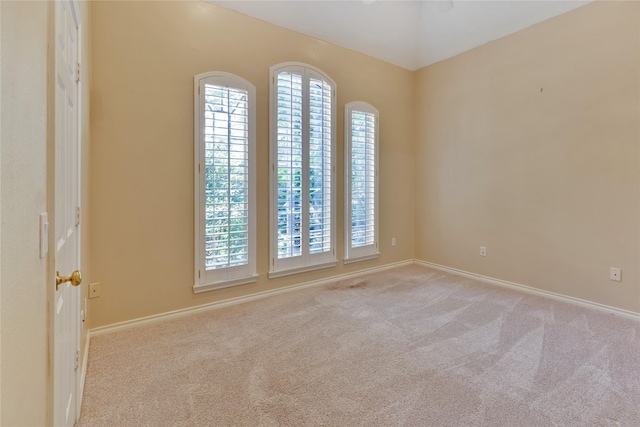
[56,270,82,290]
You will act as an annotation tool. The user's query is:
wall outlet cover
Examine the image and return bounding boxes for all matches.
[89,282,101,298]
[610,267,621,282]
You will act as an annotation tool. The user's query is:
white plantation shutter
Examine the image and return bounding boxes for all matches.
[345,102,379,262]
[205,85,249,269]
[194,72,257,292]
[276,71,303,259]
[350,111,375,247]
[270,63,336,277]
[308,76,332,255]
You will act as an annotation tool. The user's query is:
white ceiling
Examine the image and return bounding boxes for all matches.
[210,0,593,70]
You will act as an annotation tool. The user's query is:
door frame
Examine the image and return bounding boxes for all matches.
[48,0,83,424]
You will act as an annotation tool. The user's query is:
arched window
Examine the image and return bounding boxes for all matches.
[194,72,257,292]
[269,63,337,277]
[345,101,379,263]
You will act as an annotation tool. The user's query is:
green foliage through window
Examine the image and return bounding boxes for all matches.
[203,84,249,270]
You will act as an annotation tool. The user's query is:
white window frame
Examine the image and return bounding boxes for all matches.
[344,101,379,263]
[194,71,257,293]
[269,62,337,278]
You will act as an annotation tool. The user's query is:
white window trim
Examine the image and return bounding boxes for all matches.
[269,62,337,278]
[194,71,257,293]
[344,101,379,263]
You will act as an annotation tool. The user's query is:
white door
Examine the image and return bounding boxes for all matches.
[54,1,81,426]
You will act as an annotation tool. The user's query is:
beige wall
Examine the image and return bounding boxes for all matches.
[89,1,415,328]
[414,1,640,313]
[91,0,640,328]
[1,1,49,425]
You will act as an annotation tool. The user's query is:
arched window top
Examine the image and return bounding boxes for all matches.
[346,101,379,116]
[270,62,337,90]
[194,71,255,92]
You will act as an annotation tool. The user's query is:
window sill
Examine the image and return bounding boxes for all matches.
[343,253,380,265]
[268,260,337,279]
[193,274,258,294]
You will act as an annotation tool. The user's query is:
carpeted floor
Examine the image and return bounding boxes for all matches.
[77,264,640,426]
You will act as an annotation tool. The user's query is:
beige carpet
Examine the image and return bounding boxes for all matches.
[77,265,640,426]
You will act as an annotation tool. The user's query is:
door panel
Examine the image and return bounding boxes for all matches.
[54,1,81,426]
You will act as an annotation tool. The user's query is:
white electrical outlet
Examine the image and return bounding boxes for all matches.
[391,238,397,247]
[89,282,101,298]
[480,246,487,257]
[610,267,621,282]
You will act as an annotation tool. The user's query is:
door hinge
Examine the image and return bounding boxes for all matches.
[198,164,201,173]
[74,349,80,371]
[198,270,201,278]
[75,207,81,227]
[76,62,81,83]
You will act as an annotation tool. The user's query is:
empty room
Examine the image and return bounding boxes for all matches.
[1,0,639,425]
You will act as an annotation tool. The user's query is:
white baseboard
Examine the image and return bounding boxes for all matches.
[414,259,640,321]
[88,260,414,337]
[87,257,639,341]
